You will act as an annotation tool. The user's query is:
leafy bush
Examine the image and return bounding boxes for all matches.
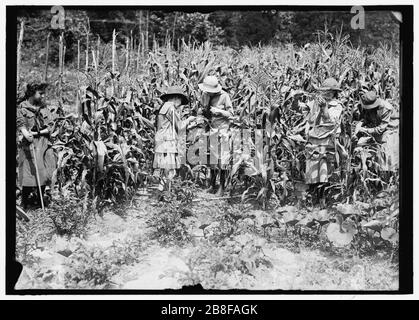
[47,190,93,236]
[179,235,273,289]
[261,186,399,257]
[64,237,143,288]
[16,209,56,265]
[147,179,196,246]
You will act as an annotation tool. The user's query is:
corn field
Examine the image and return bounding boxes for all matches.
[17,26,400,259]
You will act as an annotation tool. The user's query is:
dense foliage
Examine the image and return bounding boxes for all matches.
[16,13,400,265]
[17,9,399,69]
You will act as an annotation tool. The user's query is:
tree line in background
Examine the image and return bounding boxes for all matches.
[17,8,400,68]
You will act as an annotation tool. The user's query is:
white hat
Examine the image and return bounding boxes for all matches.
[198,76,222,93]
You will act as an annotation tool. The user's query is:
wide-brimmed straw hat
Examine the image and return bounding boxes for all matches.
[316,78,342,92]
[361,91,381,110]
[198,76,222,93]
[160,86,189,105]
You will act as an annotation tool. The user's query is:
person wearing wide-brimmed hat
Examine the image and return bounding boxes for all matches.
[153,86,195,190]
[197,75,234,196]
[17,82,56,210]
[354,90,399,173]
[304,77,344,208]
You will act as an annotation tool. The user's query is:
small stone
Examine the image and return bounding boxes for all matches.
[57,249,73,257]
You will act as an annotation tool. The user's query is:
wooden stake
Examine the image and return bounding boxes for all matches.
[141,33,144,56]
[165,29,169,48]
[146,11,149,52]
[138,11,143,55]
[62,45,66,72]
[96,35,100,68]
[136,36,141,73]
[58,36,61,76]
[130,29,133,55]
[61,44,66,114]
[58,34,63,87]
[111,29,116,96]
[125,36,130,73]
[166,37,171,84]
[92,48,98,90]
[92,48,97,72]
[139,10,142,37]
[76,39,81,119]
[16,20,24,87]
[172,12,177,48]
[43,32,50,82]
[77,39,80,71]
[112,29,116,73]
[30,144,45,212]
[58,33,64,110]
[85,32,89,72]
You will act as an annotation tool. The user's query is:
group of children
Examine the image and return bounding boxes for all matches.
[153,75,234,196]
[16,75,398,210]
[152,75,399,206]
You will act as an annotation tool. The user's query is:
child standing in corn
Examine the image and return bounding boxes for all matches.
[305,78,344,208]
[198,75,234,196]
[153,86,194,190]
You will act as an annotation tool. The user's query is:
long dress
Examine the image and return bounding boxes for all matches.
[360,99,399,172]
[204,90,234,170]
[153,101,181,178]
[16,101,57,188]
[305,99,343,184]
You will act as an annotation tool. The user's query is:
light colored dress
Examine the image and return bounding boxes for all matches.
[305,99,343,184]
[153,101,181,177]
[205,90,234,169]
[17,101,57,187]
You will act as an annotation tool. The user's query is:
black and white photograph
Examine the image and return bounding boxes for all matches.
[5,4,413,294]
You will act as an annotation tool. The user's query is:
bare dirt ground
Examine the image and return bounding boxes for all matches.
[15,190,398,291]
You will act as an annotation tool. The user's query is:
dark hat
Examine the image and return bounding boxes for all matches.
[317,78,342,92]
[160,86,189,105]
[361,91,381,110]
[24,82,48,98]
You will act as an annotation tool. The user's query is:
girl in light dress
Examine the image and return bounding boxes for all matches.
[153,86,195,191]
